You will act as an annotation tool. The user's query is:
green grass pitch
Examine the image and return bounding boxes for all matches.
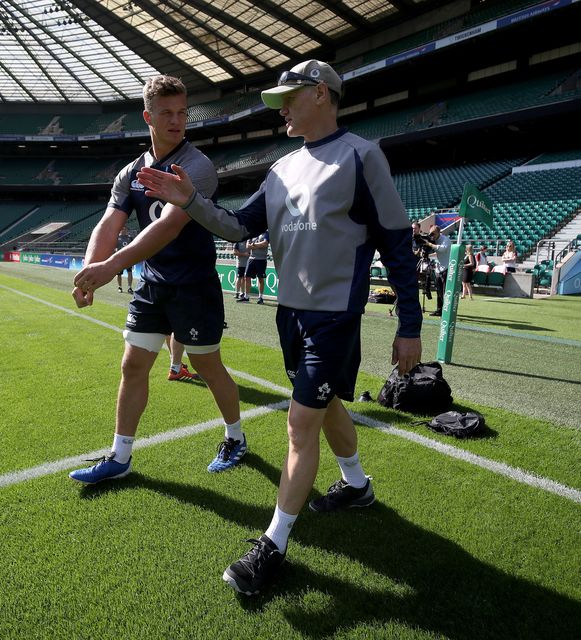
[0,263,580,640]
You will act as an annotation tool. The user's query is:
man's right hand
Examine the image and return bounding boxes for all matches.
[137,164,195,208]
[72,286,94,308]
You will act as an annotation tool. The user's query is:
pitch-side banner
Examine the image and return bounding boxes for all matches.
[436,244,465,364]
[215,263,278,298]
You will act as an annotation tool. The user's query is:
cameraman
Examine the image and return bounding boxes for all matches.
[411,222,423,257]
[423,225,451,317]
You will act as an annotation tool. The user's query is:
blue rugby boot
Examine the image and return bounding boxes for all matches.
[207,435,247,472]
[69,453,132,485]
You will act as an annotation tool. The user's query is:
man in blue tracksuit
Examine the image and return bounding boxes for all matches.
[74,60,422,595]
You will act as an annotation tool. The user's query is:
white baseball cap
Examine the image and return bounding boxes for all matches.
[261,60,343,109]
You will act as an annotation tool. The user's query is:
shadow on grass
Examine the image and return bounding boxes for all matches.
[449,362,581,386]
[237,383,290,407]
[455,315,555,333]
[79,472,580,639]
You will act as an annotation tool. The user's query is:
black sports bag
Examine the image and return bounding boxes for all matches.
[377,361,453,414]
[421,411,486,438]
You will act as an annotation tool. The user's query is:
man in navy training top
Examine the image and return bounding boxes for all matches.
[115,225,134,294]
[242,231,269,304]
[69,75,243,484]
[74,60,423,594]
[233,240,249,301]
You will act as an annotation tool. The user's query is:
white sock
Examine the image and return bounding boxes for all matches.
[170,362,181,373]
[336,452,367,488]
[224,420,243,442]
[264,504,297,552]
[112,433,135,464]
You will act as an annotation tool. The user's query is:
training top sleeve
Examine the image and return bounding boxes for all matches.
[184,179,269,242]
[355,145,422,338]
[108,162,134,214]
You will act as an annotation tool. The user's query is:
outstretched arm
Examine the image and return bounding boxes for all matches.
[74,205,190,294]
[137,164,194,208]
[138,164,268,241]
[72,207,126,308]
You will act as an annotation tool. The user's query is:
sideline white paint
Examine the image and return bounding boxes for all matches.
[351,412,581,504]
[1,283,580,504]
[0,401,289,488]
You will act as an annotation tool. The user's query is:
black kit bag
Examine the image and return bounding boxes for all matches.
[421,411,485,438]
[377,361,453,414]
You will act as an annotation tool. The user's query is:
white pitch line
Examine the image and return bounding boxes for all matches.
[0,284,125,334]
[0,400,289,488]
[351,412,581,504]
[2,282,580,504]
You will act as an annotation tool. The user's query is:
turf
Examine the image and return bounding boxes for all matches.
[0,263,580,640]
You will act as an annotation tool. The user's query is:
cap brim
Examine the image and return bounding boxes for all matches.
[261,85,301,109]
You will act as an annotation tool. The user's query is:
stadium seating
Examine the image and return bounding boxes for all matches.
[340,0,541,73]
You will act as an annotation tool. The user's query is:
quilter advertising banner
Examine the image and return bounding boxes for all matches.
[436,244,466,364]
[215,263,278,298]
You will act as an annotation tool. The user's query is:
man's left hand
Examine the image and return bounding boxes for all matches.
[391,336,422,376]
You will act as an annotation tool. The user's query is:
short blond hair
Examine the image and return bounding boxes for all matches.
[143,75,186,112]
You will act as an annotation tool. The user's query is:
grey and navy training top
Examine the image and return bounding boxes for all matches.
[248,232,270,261]
[234,241,249,268]
[184,128,421,337]
[109,139,218,286]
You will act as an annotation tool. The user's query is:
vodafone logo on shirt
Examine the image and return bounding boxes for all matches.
[281,184,317,233]
[285,184,310,217]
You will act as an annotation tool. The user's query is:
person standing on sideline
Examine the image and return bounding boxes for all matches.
[69,75,243,483]
[502,239,518,272]
[242,232,269,304]
[233,240,250,301]
[461,244,476,300]
[74,60,422,594]
[424,225,451,316]
[116,225,134,294]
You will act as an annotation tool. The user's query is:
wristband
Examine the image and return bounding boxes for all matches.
[182,189,198,211]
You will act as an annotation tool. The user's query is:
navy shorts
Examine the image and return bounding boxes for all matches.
[117,267,132,276]
[245,259,267,279]
[236,266,247,277]
[276,305,362,409]
[126,276,224,346]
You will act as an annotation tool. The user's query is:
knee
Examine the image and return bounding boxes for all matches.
[121,354,149,381]
[287,423,317,452]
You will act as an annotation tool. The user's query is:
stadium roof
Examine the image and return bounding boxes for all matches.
[0,0,437,104]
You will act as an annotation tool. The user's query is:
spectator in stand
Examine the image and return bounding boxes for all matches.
[475,244,488,268]
[502,240,518,273]
[233,240,250,301]
[461,244,476,300]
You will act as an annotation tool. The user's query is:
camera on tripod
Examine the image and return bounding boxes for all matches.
[414,232,435,307]
[413,232,435,258]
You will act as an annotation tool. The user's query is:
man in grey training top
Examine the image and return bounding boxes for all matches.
[243,231,269,304]
[73,60,422,595]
